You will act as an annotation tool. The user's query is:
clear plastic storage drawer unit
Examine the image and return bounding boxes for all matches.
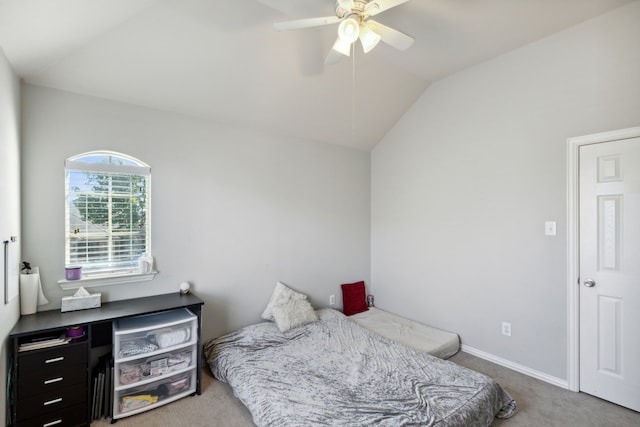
[112,308,198,419]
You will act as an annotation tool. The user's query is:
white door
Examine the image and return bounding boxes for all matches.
[579,137,640,412]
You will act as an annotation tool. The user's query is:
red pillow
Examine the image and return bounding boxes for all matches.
[341,281,369,316]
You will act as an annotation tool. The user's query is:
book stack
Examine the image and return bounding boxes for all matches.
[91,354,114,420]
[18,334,71,352]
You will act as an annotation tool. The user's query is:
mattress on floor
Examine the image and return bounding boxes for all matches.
[349,307,460,359]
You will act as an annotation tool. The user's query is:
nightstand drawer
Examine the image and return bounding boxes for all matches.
[16,383,86,421]
[18,343,87,376]
[18,367,87,400]
[15,402,87,427]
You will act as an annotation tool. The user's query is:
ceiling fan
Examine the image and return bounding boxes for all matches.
[273,0,414,64]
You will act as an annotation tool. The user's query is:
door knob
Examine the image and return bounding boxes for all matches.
[584,278,596,287]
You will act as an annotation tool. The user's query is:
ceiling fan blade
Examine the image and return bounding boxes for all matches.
[337,0,356,9]
[274,16,341,31]
[366,20,414,50]
[325,37,350,64]
[364,0,410,17]
[325,47,345,65]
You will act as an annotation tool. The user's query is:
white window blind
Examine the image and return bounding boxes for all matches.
[65,152,151,277]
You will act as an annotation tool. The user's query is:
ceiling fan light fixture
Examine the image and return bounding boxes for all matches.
[332,37,352,57]
[272,0,415,65]
[359,24,381,53]
[338,17,360,44]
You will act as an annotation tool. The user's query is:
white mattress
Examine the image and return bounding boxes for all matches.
[349,307,460,359]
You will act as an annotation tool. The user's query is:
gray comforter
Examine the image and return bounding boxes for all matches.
[205,308,515,426]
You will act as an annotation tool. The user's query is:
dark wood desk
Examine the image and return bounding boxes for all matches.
[7,293,204,426]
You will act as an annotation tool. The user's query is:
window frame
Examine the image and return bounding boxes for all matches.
[60,151,155,289]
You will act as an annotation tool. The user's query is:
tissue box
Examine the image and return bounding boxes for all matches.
[61,293,101,312]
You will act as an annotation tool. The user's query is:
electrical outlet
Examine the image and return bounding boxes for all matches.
[502,321,512,337]
[329,294,336,305]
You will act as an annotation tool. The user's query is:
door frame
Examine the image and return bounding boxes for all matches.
[566,126,640,392]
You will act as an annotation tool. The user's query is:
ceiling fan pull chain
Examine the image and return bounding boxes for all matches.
[352,43,356,139]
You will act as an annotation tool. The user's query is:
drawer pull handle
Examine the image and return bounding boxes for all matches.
[43,420,62,427]
[44,377,64,385]
[45,357,64,364]
[43,397,62,406]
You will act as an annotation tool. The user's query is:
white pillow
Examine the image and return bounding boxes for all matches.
[261,281,307,321]
[271,297,318,332]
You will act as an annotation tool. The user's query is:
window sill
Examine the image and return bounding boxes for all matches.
[58,271,157,290]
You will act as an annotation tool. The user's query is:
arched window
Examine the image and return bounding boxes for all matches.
[65,151,151,281]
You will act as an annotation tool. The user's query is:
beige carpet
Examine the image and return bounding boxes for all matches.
[92,368,254,427]
[93,352,640,426]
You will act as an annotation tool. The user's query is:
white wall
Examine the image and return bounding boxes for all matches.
[371,1,640,380]
[21,85,370,339]
[0,47,21,427]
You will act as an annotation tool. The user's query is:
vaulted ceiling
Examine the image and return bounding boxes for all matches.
[0,0,633,150]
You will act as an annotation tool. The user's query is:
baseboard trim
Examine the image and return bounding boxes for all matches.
[461,344,569,390]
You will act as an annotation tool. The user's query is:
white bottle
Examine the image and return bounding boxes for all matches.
[138,253,153,273]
